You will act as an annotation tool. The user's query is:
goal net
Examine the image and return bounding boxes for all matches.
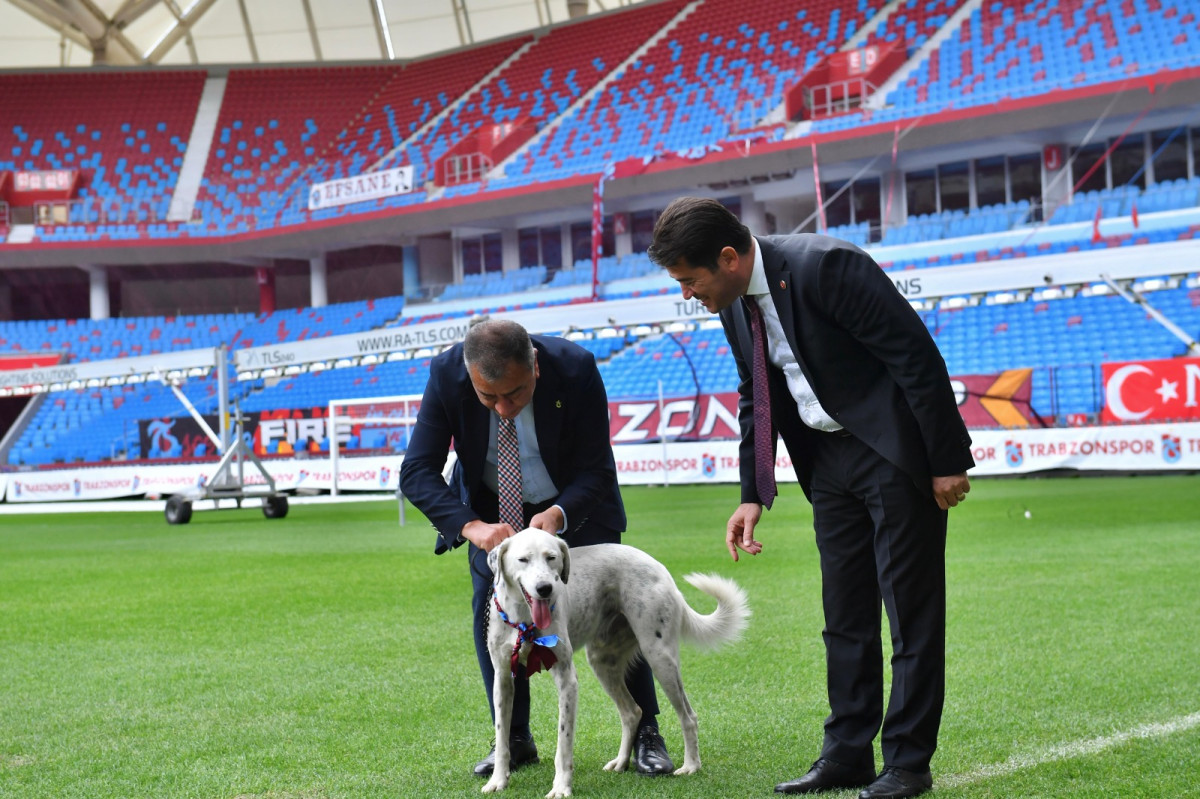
[328,394,423,494]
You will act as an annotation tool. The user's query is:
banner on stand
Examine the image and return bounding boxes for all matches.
[1101,357,1200,423]
[3,455,402,503]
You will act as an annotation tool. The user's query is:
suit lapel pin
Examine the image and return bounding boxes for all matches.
[779,280,786,289]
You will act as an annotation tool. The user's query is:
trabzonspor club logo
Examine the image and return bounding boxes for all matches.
[701,453,717,478]
[147,419,181,457]
[379,466,391,487]
[1161,433,1182,464]
[1005,440,1024,468]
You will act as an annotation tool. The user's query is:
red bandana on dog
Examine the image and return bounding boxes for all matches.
[493,594,560,676]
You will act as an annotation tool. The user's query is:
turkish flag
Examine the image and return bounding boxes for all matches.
[1101,357,1200,423]
[1091,205,1102,243]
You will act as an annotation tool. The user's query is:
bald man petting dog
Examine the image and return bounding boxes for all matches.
[399,317,675,778]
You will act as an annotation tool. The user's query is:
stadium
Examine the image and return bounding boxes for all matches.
[0,1,1197,797]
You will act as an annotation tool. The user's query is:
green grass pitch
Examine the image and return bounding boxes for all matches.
[1,475,1197,798]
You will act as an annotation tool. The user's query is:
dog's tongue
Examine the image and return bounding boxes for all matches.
[530,597,553,630]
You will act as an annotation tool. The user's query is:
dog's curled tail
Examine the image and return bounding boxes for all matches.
[678,573,750,650]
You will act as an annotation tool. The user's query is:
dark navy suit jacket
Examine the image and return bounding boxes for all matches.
[721,235,975,504]
[399,335,626,554]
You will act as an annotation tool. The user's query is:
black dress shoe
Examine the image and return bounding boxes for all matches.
[473,733,539,777]
[634,726,675,776]
[858,767,932,799]
[775,758,877,794]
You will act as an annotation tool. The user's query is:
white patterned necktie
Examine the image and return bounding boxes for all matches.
[497,417,523,529]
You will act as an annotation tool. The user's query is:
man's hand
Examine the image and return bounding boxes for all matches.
[461,519,518,552]
[529,506,565,536]
[932,472,971,510]
[726,502,765,561]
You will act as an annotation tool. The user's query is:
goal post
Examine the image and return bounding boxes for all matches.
[328,394,423,496]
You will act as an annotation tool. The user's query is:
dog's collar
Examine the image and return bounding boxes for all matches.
[492,593,559,677]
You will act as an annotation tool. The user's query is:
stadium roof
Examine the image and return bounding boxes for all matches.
[0,0,646,69]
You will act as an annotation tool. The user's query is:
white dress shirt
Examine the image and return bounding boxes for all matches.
[745,237,843,432]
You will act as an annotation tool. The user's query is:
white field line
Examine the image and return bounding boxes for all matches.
[942,711,1200,788]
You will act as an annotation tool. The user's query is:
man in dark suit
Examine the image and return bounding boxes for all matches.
[648,198,974,799]
[398,317,674,778]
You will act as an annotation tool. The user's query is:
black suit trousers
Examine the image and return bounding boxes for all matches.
[809,431,947,773]
[467,502,659,736]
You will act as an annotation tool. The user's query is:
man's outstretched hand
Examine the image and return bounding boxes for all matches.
[726,503,764,561]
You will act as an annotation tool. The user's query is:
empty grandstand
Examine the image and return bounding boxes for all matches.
[2,0,1199,495]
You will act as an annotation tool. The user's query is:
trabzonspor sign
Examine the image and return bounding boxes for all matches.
[613,422,1200,483]
[966,424,1199,473]
[1102,357,1200,423]
[3,457,401,502]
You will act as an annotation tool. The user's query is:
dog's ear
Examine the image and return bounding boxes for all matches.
[556,536,570,584]
[488,537,509,580]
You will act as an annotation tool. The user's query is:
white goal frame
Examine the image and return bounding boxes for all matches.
[328,393,423,495]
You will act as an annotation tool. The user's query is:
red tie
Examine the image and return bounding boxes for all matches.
[497,417,524,528]
[746,299,777,509]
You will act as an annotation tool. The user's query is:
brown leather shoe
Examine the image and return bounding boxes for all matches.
[858,767,933,799]
[775,758,876,794]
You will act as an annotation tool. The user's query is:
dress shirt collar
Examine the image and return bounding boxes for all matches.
[745,236,768,298]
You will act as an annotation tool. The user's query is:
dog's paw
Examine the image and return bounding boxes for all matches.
[602,757,629,772]
[481,775,508,793]
[674,762,701,776]
[545,784,572,798]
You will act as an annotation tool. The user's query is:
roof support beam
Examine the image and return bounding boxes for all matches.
[6,0,92,51]
[13,0,142,64]
[58,0,109,41]
[367,0,394,60]
[60,0,145,63]
[450,0,474,46]
[108,29,148,64]
[111,0,163,29]
[299,0,322,60]
[144,0,219,63]
[161,0,199,63]
[235,0,260,62]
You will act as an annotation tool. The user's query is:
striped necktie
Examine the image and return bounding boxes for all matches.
[497,416,524,528]
[746,298,777,509]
